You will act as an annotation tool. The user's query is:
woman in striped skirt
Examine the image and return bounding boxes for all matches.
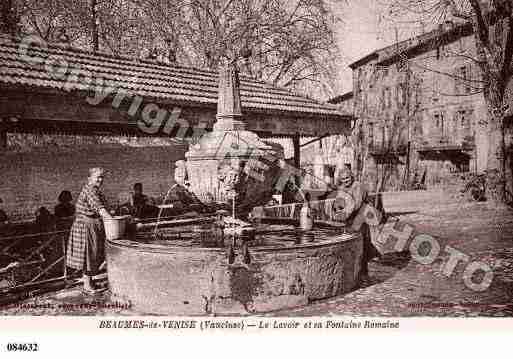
[66,167,112,294]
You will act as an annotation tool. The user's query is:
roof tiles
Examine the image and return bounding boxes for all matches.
[0,36,345,119]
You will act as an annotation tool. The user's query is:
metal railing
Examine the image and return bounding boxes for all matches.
[0,210,220,302]
[1,229,67,290]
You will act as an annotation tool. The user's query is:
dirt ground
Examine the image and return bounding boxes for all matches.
[274,201,513,317]
[1,201,512,317]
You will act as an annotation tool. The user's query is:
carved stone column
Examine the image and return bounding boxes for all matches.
[185,61,283,215]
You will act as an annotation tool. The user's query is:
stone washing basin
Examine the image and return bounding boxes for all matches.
[105,217,362,315]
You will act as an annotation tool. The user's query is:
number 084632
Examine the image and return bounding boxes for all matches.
[6,343,39,352]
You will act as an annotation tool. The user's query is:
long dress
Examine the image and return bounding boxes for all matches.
[66,184,107,276]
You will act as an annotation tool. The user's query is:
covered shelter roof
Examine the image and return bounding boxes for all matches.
[0,35,351,139]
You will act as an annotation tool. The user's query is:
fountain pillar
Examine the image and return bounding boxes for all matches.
[184,61,284,214]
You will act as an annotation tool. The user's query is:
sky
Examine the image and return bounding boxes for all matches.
[334,0,422,93]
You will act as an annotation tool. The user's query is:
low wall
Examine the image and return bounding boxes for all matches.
[378,189,450,212]
[256,189,451,220]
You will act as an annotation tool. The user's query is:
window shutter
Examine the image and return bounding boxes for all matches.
[454,67,460,93]
[465,64,472,94]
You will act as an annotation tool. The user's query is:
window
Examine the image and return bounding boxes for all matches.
[362,92,368,112]
[495,19,503,47]
[440,112,446,135]
[402,83,408,105]
[356,68,363,93]
[434,113,440,128]
[434,111,446,135]
[397,83,407,107]
[460,109,473,130]
[460,161,470,173]
[452,115,458,137]
[457,109,472,129]
[458,38,465,52]
[383,121,389,146]
[456,109,473,139]
[462,66,471,94]
[368,123,374,146]
[455,64,472,94]
[415,114,423,137]
[432,75,440,102]
[381,87,391,108]
[459,110,467,127]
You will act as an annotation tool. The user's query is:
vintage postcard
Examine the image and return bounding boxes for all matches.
[1,0,513,355]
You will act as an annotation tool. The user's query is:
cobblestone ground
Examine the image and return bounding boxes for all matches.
[1,201,512,317]
[272,202,513,317]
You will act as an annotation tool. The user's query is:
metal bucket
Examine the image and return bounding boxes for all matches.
[104,215,131,240]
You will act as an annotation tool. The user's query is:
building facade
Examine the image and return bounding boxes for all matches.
[335,23,512,191]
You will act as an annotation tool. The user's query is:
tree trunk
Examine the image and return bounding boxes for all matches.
[91,0,99,52]
[485,103,507,204]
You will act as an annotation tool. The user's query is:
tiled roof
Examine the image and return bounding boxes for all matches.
[0,35,345,119]
[349,22,473,69]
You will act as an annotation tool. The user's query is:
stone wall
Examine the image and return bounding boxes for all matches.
[0,143,187,220]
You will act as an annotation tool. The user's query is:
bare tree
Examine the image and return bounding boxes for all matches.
[174,0,343,97]
[18,0,92,44]
[1,0,20,35]
[12,0,343,98]
[386,0,512,204]
[91,0,99,51]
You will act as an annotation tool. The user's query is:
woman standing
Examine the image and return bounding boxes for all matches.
[66,168,112,294]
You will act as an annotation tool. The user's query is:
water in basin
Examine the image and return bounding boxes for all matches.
[133,223,351,249]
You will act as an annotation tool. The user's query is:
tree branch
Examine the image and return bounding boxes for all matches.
[446,0,472,20]
[502,14,513,79]
[469,0,490,47]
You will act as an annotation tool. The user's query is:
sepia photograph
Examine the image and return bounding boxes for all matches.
[0,0,512,343]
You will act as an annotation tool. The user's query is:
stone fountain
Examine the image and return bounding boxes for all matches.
[104,61,363,316]
[185,61,284,215]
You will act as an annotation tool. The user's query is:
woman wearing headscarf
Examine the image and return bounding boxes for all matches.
[66,167,112,294]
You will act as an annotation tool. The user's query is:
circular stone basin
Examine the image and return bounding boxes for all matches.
[105,220,363,315]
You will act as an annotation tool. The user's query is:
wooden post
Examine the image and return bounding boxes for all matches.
[293,134,301,186]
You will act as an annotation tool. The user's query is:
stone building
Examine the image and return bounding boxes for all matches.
[333,22,513,191]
